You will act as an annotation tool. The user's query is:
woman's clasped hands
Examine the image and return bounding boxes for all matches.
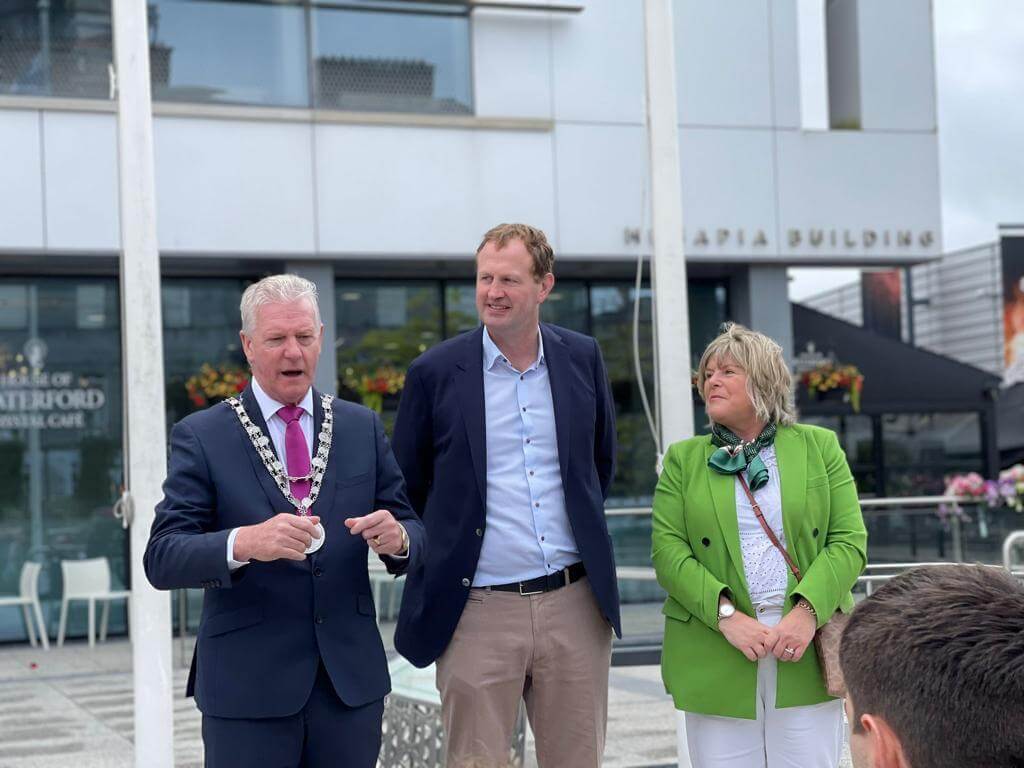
[719,605,816,663]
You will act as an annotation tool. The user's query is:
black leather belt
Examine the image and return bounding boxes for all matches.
[486,562,587,596]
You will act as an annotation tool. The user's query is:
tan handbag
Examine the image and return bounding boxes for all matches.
[737,474,848,698]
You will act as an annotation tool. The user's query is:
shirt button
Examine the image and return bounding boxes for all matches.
[529,470,534,476]
[520,375,524,380]
[534,502,540,508]
[461,578,471,587]
[541,536,546,542]
[526,438,531,444]
[522,407,526,412]
[475,528,483,537]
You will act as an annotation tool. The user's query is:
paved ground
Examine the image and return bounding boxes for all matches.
[0,626,852,767]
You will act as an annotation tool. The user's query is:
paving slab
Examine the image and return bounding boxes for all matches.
[0,637,851,767]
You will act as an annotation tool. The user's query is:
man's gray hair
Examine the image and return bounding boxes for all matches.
[240,274,321,334]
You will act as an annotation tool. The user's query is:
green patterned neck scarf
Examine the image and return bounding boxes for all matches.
[708,422,777,490]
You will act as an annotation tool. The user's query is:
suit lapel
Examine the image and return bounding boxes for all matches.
[541,324,573,489]
[238,386,292,515]
[774,425,806,560]
[705,439,750,599]
[454,328,487,509]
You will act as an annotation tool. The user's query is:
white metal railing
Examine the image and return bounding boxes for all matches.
[609,496,1015,589]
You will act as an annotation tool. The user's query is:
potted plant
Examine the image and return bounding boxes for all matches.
[799,361,865,412]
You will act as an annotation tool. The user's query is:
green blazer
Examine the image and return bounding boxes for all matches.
[651,423,867,719]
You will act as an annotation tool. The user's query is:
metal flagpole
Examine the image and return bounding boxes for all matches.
[111,0,174,765]
[642,2,693,763]
[643,0,694,451]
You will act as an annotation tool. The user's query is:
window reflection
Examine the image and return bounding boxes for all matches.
[336,281,442,427]
[148,0,308,107]
[162,278,249,426]
[313,1,472,114]
[0,0,113,98]
[0,278,124,643]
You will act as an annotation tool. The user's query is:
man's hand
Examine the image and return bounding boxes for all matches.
[233,514,321,563]
[720,611,778,662]
[345,510,408,557]
[770,604,817,662]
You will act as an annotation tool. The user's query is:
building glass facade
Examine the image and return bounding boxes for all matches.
[0,0,473,114]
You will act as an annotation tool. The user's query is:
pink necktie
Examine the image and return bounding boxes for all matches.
[277,405,311,510]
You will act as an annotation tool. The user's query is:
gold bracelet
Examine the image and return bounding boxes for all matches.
[797,598,817,617]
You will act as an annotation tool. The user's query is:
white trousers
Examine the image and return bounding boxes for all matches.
[677,603,844,768]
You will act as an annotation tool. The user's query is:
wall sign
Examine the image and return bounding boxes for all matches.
[0,339,107,430]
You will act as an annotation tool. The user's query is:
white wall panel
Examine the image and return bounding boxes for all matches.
[315,125,556,255]
[678,128,778,256]
[43,112,119,251]
[472,10,553,120]
[769,0,801,129]
[550,1,644,124]
[675,0,773,127]
[553,123,645,257]
[0,111,44,250]
[858,0,937,131]
[153,118,315,253]
[776,131,942,259]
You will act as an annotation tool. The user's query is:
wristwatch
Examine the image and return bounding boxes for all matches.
[717,599,736,623]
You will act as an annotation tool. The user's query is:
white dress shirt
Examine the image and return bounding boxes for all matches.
[226,379,314,569]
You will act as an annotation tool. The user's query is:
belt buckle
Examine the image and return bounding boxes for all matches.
[519,581,543,596]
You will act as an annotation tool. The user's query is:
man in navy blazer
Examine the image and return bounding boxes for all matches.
[392,224,620,768]
[145,274,424,768]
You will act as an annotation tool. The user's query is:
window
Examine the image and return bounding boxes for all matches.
[0,0,113,99]
[797,0,861,130]
[0,278,124,643]
[148,0,308,107]
[312,1,472,114]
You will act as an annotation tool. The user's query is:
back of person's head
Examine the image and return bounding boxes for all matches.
[840,564,1024,767]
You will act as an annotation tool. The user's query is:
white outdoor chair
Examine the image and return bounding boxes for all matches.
[0,561,49,650]
[57,557,130,648]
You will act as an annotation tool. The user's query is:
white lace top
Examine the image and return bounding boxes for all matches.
[735,445,790,602]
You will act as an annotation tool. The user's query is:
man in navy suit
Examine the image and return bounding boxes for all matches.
[392,223,621,768]
[145,274,424,768]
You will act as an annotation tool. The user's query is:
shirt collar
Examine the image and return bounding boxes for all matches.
[482,326,545,372]
[251,377,314,422]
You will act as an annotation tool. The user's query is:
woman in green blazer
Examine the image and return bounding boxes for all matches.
[652,323,867,768]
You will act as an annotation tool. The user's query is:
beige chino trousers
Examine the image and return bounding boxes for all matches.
[436,576,613,768]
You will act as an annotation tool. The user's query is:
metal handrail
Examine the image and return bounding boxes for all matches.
[1004,531,1024,571]
[606,495,987,517]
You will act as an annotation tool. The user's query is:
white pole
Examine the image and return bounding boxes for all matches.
[643,0,693,451]
[111,1,174,766]
[642,3,693,764]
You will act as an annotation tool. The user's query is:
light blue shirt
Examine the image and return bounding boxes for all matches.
[474,327,580,586]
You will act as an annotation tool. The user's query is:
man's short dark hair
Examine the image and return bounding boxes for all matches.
[476,223,555,280]
[840,564,1024,767]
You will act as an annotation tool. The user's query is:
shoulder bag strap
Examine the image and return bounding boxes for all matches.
[737,473,802,581]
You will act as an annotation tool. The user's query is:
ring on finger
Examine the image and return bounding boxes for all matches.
[784,647,796,656]
[371,535,382,547]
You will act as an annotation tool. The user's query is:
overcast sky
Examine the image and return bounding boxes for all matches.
[788,0,1024,300]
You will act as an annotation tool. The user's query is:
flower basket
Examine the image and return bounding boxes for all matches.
[342,366,405,414]
[185,363,249,409]
[943,465,1024,515]
[800,362,864,412]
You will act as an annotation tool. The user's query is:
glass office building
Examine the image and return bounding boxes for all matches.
[0,0,949,642]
